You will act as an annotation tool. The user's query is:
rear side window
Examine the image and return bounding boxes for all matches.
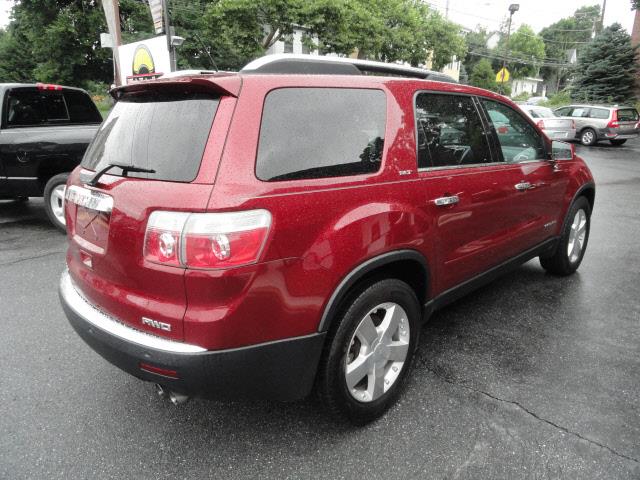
[589,108,609,119]
[415,93,493,169]
[617,109,639,122]
[81,91,219,182]
[569,108,589,118]
[256,88,386,181]
[64,90,102,123]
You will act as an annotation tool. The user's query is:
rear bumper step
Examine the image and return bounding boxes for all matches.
[59,270,325,401]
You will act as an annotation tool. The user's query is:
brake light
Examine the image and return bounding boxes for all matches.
[607,109,619,128]
[536,120,545,129]
[143,210,272,269]
[36,82,63,91]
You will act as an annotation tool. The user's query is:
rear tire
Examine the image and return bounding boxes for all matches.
[540,196,591,276]
[316,278,421,425]
[44,173,69,233]
[610,139,627,146]
[580,128,597,146]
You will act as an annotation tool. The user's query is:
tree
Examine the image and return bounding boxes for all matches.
[495,25,545,78]
[201,0,467,70]
[462,27,491,75]
[633,1,639,10]
[539,5,600,92]
[469,58,497,91]
[572,23,638,103]
[0,0,151,87]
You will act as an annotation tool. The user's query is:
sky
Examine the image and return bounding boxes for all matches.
[0,0,636,33]
[427,0,636,34]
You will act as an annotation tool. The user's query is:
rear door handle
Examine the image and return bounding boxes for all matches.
[434,195,459,206]
[515,181,532,191]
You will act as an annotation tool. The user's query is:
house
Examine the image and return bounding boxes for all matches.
[511,77,546,98]
[265,27,319,56]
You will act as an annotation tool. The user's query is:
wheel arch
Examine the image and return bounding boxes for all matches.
[317,249,430,333]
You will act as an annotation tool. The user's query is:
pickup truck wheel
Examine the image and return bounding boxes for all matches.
[609,139,627,146]
[580,128,597,146]
[316,279,420,425]
[540,196,591,276]
[44,173,69,233]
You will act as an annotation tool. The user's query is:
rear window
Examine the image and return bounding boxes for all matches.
[256,88,386,181]
[617,109,639,122]
[81,91,219,182]
[4,87,101,127]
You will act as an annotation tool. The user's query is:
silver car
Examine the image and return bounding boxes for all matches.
[553,105,640,146]
[519,105,577,142]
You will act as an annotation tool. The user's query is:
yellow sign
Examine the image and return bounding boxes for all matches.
[496,67,510,83]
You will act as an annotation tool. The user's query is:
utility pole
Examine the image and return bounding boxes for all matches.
[101,0,122,86]
[445,0,450,18]
[598,0,606,33]
[162,0,176,72]
[500,4,519,93]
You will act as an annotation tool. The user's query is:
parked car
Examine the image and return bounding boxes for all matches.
[0,83,102,230]
[59,55,595,424]
[519,105,577,141]
[553,104,640,146]
[525,96,548,106]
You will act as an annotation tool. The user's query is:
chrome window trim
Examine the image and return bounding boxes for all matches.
[59,270,206,354]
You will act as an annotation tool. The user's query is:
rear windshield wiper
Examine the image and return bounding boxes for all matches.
[84,163,156,186]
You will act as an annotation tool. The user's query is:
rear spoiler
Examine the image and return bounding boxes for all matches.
[110,74,241,100]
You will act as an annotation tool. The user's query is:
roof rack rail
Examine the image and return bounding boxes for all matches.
[241,54,457,83]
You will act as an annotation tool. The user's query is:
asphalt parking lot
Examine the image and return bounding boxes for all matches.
[1,139,639,480]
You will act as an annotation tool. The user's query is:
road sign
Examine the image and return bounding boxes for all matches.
[496,67,510,83]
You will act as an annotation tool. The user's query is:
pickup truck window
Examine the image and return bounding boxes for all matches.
[4,87,101,127]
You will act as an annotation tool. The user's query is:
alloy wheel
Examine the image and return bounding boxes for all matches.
[345,302,410,403]
[50,184,67,226]
[567,208,587,263]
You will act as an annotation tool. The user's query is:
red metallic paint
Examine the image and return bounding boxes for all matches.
[65,73,594,351]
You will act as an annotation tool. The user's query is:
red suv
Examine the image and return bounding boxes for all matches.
[59,55,595,424]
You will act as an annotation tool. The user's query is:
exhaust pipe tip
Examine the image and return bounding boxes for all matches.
[168,391,190,405]
[155,383,169,399]
[154,383,190,405]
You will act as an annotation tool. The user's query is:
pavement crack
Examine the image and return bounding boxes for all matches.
[420,360,639,465]
[0,250,65,268]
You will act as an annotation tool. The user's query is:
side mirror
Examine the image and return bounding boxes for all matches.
[551,140,574,161]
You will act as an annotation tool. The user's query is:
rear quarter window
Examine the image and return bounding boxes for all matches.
[256,88,386,181]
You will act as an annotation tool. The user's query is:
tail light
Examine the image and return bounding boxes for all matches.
[536,120,545,129]
[570,120,576,130]
[144,210,272,269]
[607,110,619,128]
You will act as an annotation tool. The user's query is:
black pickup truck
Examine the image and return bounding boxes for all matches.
[0,83,102,231]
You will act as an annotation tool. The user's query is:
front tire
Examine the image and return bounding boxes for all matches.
[610,139,627,146]
[540,196,591,276]
[580,128,597,146]
[316,279,421,425]
[44,173,69,233]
